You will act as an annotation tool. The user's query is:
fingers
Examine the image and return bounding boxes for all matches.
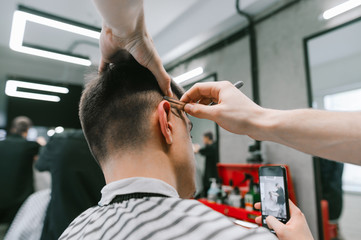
[255,216,262,225]
[198,97,214,105]
[288,199,298,215]
[147,59,172,96]
[184,103,219,121]
[266,215,284,232]
[181,82,225,103]
[254,203,262,225]
[98,50,133,72]
[98,57,109,73]
[288,199,307,223]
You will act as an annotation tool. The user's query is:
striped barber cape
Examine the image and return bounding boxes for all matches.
[59,177,276,240]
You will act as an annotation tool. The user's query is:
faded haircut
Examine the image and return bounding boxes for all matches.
[79,54,184,165]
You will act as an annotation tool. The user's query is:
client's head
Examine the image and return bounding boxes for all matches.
[79,53,195,198]
[10,116,32,138]
[203,131,213,145]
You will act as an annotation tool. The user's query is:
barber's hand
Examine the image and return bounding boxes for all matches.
[181,81,264,137]
[254,200,313,240]
[193,143,201,153]
[99,24,172,96]
[36,136,47,146]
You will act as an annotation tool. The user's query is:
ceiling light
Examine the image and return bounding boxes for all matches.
[47,129,55,137]
[322,0,361,20]
[10,44,92,66]
[173,67,204,84]
[5,80,69,102]
[55,126,64,133]
[7,80,69,93]
[6,90,60,102]
[17,11,100,39]
[9,9,99,66]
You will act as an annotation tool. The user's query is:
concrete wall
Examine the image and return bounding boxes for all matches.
[168,1,361,238]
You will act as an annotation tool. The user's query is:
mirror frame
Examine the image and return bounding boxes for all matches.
[303,15,361,240]
[181,72,220,178]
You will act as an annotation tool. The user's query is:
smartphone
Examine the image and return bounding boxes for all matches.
[259,166,290,232]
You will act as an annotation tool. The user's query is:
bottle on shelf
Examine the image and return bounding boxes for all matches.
[222,180,233,197]
[228,181,242,208]
[207,178,219,203]
[216,179,227,204]
[253,182,260,211]
[244,174,260,211]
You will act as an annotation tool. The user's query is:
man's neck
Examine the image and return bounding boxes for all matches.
[103,148,177,193]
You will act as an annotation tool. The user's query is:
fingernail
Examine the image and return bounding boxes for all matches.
[184,104,193,112]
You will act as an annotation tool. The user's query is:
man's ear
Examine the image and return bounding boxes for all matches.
[158,100,173,144]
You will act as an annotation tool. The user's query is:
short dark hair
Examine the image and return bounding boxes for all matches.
[10,116,32,135]
[203,132,213,141]
[79,54,184,165]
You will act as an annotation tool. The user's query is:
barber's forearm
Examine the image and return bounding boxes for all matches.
[93,0,144,37]
[250,109,361,164]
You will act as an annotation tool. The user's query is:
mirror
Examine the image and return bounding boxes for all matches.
[181,73,219,198]
[305,17,361,240]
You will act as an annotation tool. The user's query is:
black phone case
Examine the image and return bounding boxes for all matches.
[259,166,290,231]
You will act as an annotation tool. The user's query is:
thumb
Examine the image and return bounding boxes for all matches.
[98,57,109,73]
[150,66,172,97]
[184,103,216,120]
[266,216,284,233]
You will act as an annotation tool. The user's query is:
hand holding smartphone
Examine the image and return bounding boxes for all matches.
[259,166,290,232]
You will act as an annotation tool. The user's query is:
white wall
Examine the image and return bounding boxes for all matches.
[311,54,361,96]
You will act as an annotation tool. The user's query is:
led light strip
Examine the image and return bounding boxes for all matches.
[5,80,69,102]
[9,10,100,66]
[173,67,204,84]
[323,0,361,20]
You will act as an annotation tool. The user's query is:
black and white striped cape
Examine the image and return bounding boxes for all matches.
[59,178,276,240]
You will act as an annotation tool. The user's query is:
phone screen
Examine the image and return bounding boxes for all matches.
[259,166,290,230]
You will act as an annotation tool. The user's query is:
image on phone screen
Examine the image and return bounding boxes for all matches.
[260,176,287,222]
[259,166,290,230]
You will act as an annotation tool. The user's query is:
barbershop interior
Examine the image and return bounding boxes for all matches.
[1,0,361,239]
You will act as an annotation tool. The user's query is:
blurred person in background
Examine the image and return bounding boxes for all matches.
[193,132,219,197]
[0,116,40,236]
[316,157,344,238]
[3,129,105,240]
[35,129,106,240]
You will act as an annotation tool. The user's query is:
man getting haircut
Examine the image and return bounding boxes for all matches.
[60,53,276,240]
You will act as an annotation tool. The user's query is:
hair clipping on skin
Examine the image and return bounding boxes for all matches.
[163,96,186,111]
